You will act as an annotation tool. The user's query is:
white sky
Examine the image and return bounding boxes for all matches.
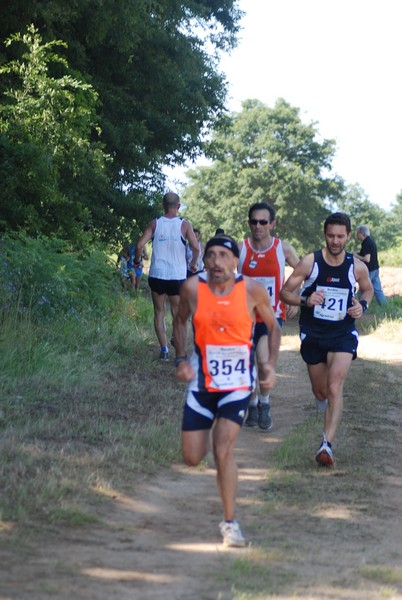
[169,0,402,212]
[216,0,402,211]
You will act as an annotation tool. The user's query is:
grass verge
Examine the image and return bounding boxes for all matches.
[223,331,402,599]
[0,291,183,535]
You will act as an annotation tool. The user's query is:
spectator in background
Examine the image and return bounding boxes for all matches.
[116,246,135,291]
[353,225,387,305]
[129,242,148,291]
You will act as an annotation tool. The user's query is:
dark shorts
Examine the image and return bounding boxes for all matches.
[253,318,283,347]
[187,269,203,278]
[148,277,185,296]
[300,330,359,365]
[182,389,252,431]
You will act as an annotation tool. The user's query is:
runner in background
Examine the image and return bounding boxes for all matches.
[238,201,299,430]
[135,192,199,361]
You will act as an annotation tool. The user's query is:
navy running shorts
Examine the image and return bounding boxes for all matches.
[253,318,283,347]
[182,389,252,431]
[148,277,185,296]
[300,330,359,365]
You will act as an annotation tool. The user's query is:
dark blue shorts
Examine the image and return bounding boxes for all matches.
[148,277,185,296]
[182,389,252,431]
[300,330,359,365]
[253,318,283,347]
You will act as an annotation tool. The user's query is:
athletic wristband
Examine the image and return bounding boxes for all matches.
[300,296,308,307]
[175,355,188,367]
[359,300,369,313]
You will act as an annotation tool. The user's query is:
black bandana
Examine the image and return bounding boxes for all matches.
[204,236,239,258]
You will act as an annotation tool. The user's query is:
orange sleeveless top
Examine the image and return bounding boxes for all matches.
[238,237,286,320]
[193,274,254,392]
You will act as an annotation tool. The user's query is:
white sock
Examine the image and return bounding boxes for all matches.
[258,394,270,405]
[316,397,328,411]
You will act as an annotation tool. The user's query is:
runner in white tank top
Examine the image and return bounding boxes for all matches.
[135,192,200,361]
[149,216,187,280]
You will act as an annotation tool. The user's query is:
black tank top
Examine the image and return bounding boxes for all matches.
[299,250,357,338]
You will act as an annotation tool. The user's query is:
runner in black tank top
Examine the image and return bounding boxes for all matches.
[280,213,373,467]
[299,249,356,339]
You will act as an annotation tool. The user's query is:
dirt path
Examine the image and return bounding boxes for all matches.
[1,327,402,600]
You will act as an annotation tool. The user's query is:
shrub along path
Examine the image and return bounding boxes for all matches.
[1,324,402,599]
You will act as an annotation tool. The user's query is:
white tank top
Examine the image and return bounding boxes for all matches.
[149,216,187,280]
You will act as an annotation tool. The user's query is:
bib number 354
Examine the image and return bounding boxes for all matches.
[206,344,250,389]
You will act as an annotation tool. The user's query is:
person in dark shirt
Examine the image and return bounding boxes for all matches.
[353,225,387,305]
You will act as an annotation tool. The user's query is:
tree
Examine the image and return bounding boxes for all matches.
[0,1,243,241]
[390,191,402,229]
[183,99,344,254]
[0,26,110,244]
[336,184,399,251]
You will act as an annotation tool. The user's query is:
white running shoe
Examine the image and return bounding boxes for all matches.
[219,520,246,547]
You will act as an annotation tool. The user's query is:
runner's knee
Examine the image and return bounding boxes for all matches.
[213,437,235,466]
[311,384,327,401]
[182,447,206,467]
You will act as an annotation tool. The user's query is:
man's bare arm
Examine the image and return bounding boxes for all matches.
[283,241,299,269]
[355,259,374,304]
[255,293,281,369]
[183,221,200,272]
[173,278,197,381]
[353,250,371,264]
[281,241,300,318]
[279,254,314,306]
[247,278,281,390]
[135,220,155,263]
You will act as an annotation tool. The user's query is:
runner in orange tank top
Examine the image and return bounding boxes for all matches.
[192,274,254,392]
[173,234,281,548]
[238,202,299,430]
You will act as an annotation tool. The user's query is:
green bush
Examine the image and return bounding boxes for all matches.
[379,241,402,268]
[0,233,118,319]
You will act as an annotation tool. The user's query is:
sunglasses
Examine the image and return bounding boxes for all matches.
[249,219,270,225]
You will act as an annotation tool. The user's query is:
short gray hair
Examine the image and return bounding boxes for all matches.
[163,192,180,208]
[356,224,370,237]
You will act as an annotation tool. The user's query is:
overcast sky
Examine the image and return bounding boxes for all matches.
[215,0,402,211]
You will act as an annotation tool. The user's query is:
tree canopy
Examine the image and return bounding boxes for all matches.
[337,184,401,251]
[183,98,344,254]
[0,0,243,244]
[0,26,113,245]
